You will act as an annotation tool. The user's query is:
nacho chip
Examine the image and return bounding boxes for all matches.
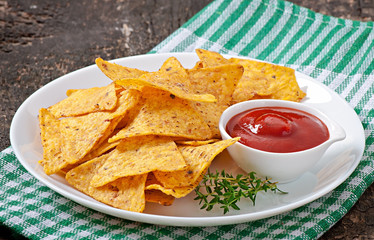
[38,108,66,175]
[61,137,121,173]
[110,88,142,119]
[59,89,141,166]
[109,87,212,142]
[192,61,204,69]
[116,57,217,103]
[145,189,175,206]
[59,112,113,164]
[66,89,78,97]
[91,136,187,188]
[195,48,231,67]
[145,171,160,185]
[229,58,306,103]
[188,64,243,105]
[95,57,147,81]
[90,174,147,212]
[109,88,142,130]
[66,155,147,212]
[65,154,107,193]
[194,49,305,103]
[187,64,243,137]
[85,137,120,159]
[153,138,239,189]
[175,139,220,146]
[48,83,118,118]
[145,172,205,198]
[192,103,229,139]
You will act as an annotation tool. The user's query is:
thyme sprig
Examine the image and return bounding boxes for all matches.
[194,170,287,214]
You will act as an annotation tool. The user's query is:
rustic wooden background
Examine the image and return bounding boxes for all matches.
[1,0,373,239]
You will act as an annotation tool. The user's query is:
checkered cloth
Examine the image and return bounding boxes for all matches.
[1,0,373,239]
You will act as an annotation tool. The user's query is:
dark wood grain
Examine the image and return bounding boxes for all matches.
[0,0,373,239]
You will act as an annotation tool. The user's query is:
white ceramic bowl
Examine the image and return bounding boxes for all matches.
[219,99,346,183]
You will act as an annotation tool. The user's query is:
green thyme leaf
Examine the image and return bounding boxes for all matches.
[194,170,287,214]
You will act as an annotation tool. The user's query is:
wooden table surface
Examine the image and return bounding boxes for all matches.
[1,0,373,239]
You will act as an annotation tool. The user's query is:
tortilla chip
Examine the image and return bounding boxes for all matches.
[48,83,118,118]
[195,49,231,67]
[193,103,229,139]
[110,88,142,119]
[187,64,243,137]
[145,189,175,206]
[65,154,107,193]
[90,174,147,212]
[192,61,204,69]
[38,108,66,175]
[194,49,305,103]
[153,138,239,189]
[66,89,79,97]
[188,64,243,105]
[95,57,147,81]
[145,172,205,198]
[85,138,120,159]
[116,57,217,103]
[61,137,121,173]
[66,156,147,212]
[109,87,212,142]
[229,58,306,103]
[59,112,113,164]
[175,139,220,146]
[145,171,160,185]
[91,136,187,188]
[59,88,141,166]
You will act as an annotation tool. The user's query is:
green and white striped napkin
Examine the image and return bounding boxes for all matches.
[1,0,373,239]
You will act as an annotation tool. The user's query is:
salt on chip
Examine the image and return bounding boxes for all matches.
[48,83,118,118]
[153,138,240,189]
[95,57,147,81]
[116,57,217,103]
[91,136,187,188]
[66,155,147,212]
[229,58,306,103]
[109,87,212,142]
[38,108,66,175]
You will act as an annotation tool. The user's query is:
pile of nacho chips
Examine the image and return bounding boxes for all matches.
[38,49,305,212]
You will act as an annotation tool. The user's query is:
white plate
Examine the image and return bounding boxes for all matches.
[10,53,365,227]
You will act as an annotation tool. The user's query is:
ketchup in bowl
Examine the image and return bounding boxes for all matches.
[226,107,329,153]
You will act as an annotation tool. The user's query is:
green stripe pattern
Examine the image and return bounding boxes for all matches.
[1,0,373,239]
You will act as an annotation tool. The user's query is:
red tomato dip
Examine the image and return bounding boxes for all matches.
[226,107,329,153]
